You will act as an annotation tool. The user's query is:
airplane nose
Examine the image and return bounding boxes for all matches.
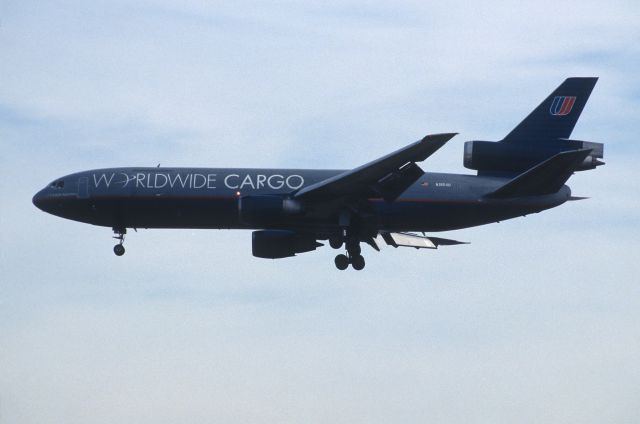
[32,190,46,211]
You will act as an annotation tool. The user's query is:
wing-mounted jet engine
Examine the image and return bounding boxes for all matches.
[252,230,322,259]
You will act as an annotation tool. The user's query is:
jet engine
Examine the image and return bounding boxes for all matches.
[252,230,322,259]
[463,139,604,174]
[239,195,303,225]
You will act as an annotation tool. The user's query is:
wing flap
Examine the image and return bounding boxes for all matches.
[381,232,468,249]
[374,161,425,201]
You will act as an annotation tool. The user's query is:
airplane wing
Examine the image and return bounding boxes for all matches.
[380,232,468,249]
[294,133,457,202]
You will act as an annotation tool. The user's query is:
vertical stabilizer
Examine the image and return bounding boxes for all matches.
[503,77,598,142]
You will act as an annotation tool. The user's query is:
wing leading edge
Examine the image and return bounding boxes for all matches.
[294,133,457,202]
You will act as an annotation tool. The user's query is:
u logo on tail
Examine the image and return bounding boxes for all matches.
[549,96,576,116]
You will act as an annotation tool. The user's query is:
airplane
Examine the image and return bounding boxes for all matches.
[33,77,604,270]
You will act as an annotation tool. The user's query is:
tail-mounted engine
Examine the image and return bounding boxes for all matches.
[463,139,604,174]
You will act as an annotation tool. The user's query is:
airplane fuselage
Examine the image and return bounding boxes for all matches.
[33,167,571,234]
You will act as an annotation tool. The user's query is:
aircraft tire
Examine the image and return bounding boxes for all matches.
[351,255,365,270]
[113,244,125,256]
[329,236,343,249]
[334,254,349,270]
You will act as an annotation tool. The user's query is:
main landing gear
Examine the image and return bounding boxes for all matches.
[113,227,126,256]
[331,236,366,271]
[334,252,365,271]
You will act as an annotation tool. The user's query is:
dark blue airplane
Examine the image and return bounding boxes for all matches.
[33,78,603,270]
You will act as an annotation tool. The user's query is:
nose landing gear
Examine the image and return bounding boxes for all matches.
[113,227,126,256]
[113,244,125,256]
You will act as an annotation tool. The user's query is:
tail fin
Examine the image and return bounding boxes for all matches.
[485,149,592,198]
[503,77,598,142]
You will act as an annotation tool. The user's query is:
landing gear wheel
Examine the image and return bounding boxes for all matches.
[334,254,349,270]
[351,254,365,270]
[112,227,126,256]
[329,236,343,249]
[113,244,125,256]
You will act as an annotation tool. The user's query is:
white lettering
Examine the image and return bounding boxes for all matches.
[224,174,240,189]
[193,174,207,189]
[93,173,115,188]
[136,173,146,188]
[154,173,168,189]
[168,173,189,188]
[112,172,305,192]
[120,173,134,188]
[207,174,217,189]
[286,174,304,190]
[268,174,284,190]
[240,174,255,189]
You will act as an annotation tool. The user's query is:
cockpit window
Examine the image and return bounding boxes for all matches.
[50,180,65,189]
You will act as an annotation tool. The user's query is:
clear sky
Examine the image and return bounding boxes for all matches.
[1,1,639,423]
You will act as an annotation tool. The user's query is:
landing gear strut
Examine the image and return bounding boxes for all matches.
[333,211,367,270]
[113,227,126,256]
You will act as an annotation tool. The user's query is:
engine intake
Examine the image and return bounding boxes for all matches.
[252,230,322,259]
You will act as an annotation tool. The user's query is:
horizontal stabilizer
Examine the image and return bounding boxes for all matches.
[486,149,592,198]
[380,232,468,249]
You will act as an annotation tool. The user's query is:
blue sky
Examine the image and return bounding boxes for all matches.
[1,1,639,423]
